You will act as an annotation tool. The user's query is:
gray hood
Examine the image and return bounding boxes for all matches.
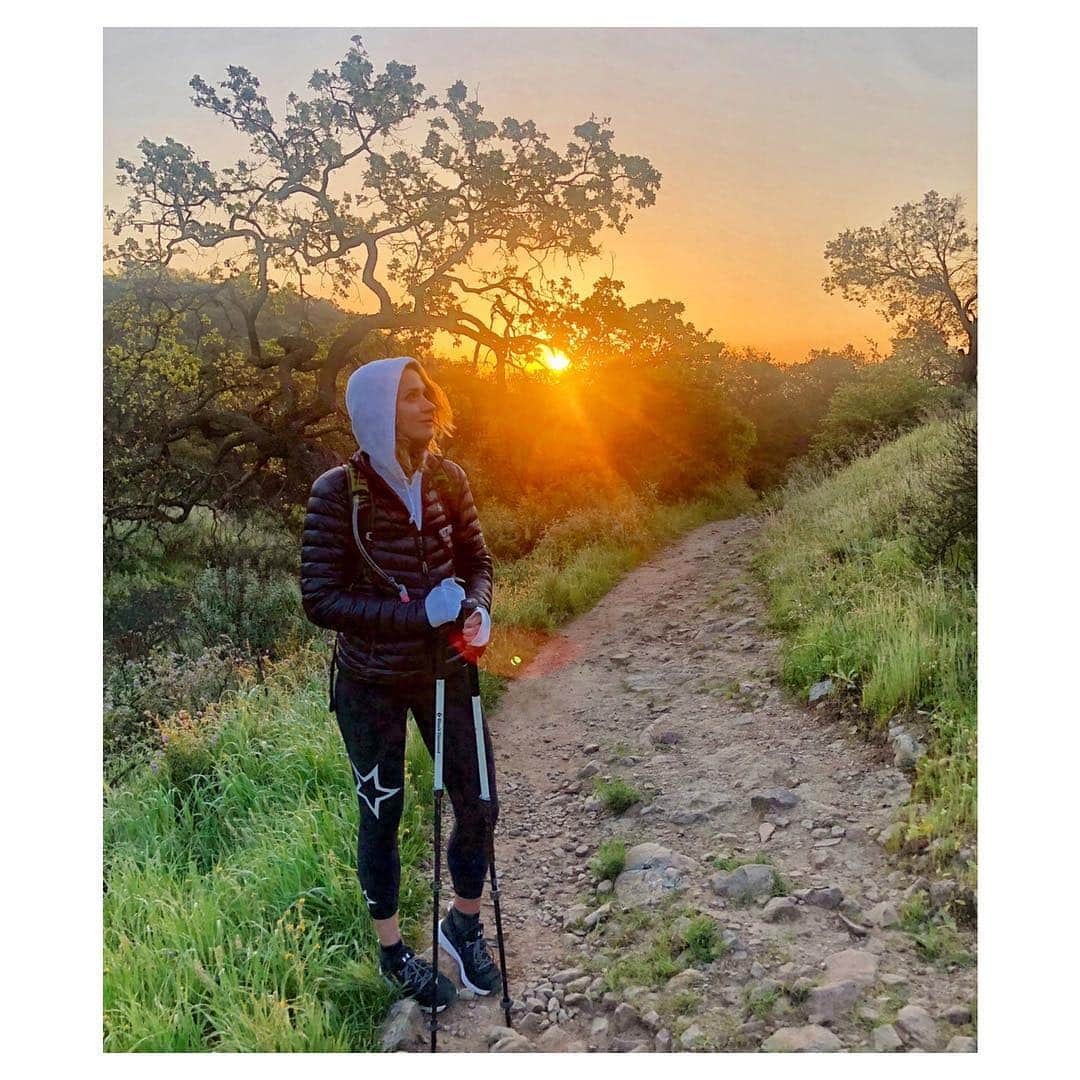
[344,356,427,530]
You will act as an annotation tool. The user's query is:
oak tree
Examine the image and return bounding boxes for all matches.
[822,191,977,387]
[105,36,660,524]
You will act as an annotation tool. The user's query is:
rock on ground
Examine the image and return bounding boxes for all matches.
[947,1035,977,1052]
[379,999,427,1052]
[750,788,800,815]
[492,1034,534,1052]
[896,1004,941,1050]
[710,862,777,901]
[666,968,707,992]
[613,842,697,907]
[872,1024,903,1052]
[806,980,863,1025]
[761,896,801,922]
[823,949,879,987]
[761,1025,843,1052]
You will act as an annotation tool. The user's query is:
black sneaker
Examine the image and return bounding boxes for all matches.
[438,908,502,995]
[381,944,457,1012]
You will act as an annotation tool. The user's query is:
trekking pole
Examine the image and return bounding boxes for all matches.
[459,602,513,1029]
[429,620,450,1053]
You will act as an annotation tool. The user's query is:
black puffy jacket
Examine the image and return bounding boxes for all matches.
[300,449,494,683]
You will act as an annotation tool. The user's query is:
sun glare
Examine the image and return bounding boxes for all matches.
[543,348,572,372]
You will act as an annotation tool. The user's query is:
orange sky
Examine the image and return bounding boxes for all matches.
[104,28,976,366]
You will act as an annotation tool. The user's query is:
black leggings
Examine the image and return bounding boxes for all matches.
[332,663,499,921]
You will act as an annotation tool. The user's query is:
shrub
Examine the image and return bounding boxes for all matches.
[593,777,641,815]
[188,566,309,657]
[104,574,187,660]
[589,838,628,882]
[104,644,246,765]
[902,409,976,572]
[682,915,722,964]
[809,362,941,464]
[154,706,221,799]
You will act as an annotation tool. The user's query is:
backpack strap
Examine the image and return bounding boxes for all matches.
[344,461,375,546]
[342,461,410,603]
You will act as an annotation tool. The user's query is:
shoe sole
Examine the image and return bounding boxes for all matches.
[381,973,453,1013]
[438,921,495,996]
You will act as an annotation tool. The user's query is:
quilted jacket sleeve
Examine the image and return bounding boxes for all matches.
[447,461,494,616]
[300,467,430,638]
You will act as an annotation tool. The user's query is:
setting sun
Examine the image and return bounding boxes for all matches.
[542,348,572,372]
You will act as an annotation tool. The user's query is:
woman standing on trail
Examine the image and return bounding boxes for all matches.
[300,356,500,1013]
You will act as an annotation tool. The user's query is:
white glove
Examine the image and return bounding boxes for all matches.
[463,605,492,647]
[424,577,466,628]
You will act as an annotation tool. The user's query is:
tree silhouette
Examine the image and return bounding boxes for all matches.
[105,36,660,523]
[822,191,977,387]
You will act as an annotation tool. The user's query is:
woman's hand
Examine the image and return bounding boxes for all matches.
[424,577,466,627]
[462,609,482,639]
[461,605,491,646]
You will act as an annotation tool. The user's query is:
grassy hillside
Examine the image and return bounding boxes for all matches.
[749,411,976,869]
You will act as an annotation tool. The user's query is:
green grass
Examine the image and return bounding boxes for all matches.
[709,852,772,872]
[593,777,642,815]
[103,644,435,1051]
[667,990,703,1016]
[586,899,727,993]
[897,893,974,969]
[589,838,628,882]
[746,986,780,1020]
[682,916,723,964]
[750,412,976,862]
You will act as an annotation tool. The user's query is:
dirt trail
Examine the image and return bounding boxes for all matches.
[400,511,977,1053]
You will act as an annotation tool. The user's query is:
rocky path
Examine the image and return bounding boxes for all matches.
[382,511,977,1053]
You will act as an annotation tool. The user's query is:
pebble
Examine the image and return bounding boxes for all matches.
[945,1004,972,1025]
[613,1002,639,1033]
[750,788,800,815]
[946,1036,977,1052]
[584,902,612,928]
[864,901,900,928]
[562,906,589,930]
[761,896,801,923]
[872,1024,903,1052]
[517,1012,545,1036]
[761,1025,842,1052]
[896,1004,940,1050]
[807,980,862,1024]
[666,968,707,992]
[803,886,844,909]
[824,949,879,987]
[710,862,777,901]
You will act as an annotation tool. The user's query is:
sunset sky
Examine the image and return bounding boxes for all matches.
[103,27,976,366]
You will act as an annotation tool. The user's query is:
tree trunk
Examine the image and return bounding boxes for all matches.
[961,319,977,388]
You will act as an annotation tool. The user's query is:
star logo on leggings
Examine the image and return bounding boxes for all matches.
[351,762,401,819]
